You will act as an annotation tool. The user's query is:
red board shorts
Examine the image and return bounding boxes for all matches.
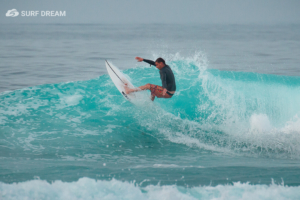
[150,84,173,98]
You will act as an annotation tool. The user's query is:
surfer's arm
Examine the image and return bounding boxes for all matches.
[143,59,156,66]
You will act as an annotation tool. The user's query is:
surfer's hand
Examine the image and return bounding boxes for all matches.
[135,57,143,62]
[162,88,167,96]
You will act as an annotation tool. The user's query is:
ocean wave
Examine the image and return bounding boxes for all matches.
[1,52,300,158]
[1,177,299,200]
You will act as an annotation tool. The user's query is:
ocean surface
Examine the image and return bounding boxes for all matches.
[1,24,300,199]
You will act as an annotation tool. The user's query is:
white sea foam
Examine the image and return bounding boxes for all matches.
[103,124,120,133]
[250,113,273,133]
[281,114,300,134]
[59,94,83,107]
[1,178,300,200]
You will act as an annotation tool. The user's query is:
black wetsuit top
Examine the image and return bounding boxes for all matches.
[143,59,176,92]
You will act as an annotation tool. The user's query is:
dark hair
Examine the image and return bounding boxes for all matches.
[155,57,165,64]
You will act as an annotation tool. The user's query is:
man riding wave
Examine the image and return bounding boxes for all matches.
[125,57,176,101]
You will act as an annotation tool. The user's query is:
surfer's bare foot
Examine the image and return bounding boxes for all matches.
[151,95,155,101]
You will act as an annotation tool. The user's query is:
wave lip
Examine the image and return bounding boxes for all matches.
[1,178,300,200]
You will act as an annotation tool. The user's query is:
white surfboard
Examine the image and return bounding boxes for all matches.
[105,60,135,101]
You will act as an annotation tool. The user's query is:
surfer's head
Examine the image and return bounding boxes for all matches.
[155,58,166,69]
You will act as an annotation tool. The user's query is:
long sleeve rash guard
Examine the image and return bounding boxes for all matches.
[143,59,176,92]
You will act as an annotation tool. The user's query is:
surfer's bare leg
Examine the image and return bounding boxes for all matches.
[125,83,151,94]
[125,83,156,101]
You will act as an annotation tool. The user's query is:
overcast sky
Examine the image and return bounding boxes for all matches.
[1,0,300,24]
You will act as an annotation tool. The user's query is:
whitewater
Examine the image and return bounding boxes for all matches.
[1,24,300,199]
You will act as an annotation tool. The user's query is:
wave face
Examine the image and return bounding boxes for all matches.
[1,53,300,191]
[1,178,300,200]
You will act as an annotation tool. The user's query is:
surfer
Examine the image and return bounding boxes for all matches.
[125,57,176,101]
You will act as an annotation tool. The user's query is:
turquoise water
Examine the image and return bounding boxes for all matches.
[1,23,300,199]
[1,53,300,199]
